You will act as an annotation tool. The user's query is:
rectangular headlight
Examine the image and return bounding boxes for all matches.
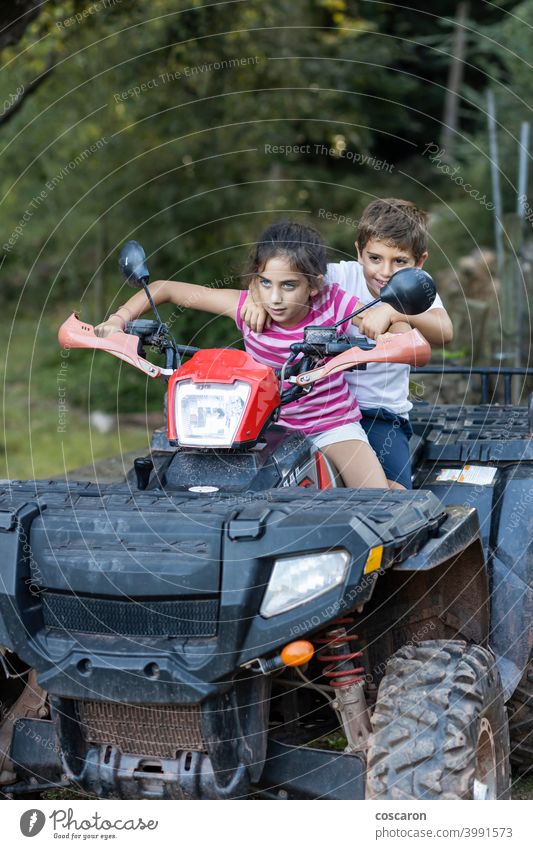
[260,550,351,618]
[175,380,250,447]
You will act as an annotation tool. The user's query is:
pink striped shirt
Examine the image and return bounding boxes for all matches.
[236,284,361,435]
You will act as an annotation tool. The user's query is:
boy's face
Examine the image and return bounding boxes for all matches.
[357,238,428,299]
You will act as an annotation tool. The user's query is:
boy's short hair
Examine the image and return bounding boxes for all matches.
[356,198,429,261]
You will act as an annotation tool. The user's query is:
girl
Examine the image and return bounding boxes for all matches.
[95,222,388,488]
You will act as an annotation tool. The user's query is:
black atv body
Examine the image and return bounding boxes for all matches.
[410,398,533,701]
[142,424,329,492]
[0,480,472,799]
[0,380,531,800]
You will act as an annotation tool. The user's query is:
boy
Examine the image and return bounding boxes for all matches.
[241,199,453,489]
[325,198,453,489]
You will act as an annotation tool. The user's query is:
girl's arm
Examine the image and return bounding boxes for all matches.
[353,304,453,344]
[95,280,241,337]
[240,289,271,333]
[375,318,413,342]
[351,305,392,337]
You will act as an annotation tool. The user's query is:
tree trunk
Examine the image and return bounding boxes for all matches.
[441,2,470,160]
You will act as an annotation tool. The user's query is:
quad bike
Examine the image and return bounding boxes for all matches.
[0,242,530,800]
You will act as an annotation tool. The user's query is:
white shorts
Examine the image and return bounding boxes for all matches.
[308,421,370,450]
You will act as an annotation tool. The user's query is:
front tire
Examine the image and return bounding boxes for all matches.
[366,641,510,799]
[508,657,533,774]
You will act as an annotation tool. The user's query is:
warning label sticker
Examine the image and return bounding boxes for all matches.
[436,465,498,485]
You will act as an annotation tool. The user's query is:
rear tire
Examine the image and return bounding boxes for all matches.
[366,641,510,799]
[508,657,533,774]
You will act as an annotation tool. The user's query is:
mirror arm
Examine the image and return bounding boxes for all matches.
[141,279,166,329]
[332,296,381,329]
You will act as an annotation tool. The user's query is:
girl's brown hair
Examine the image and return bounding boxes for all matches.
[242,221,327,289]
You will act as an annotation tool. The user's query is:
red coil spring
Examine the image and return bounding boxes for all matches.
[315,617,365,688]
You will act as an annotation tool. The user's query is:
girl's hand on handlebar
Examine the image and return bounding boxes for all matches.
[94,318,124,338]
[240,288,271,333]
[353,303,396,339]
[376,321,412,343]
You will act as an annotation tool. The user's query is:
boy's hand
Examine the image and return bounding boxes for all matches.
[240,290,271,333]
[353,303,397,339]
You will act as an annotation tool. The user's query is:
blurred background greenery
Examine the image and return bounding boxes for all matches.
[1,0,532,477]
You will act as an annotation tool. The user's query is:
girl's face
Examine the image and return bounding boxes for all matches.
[252,255,321,327]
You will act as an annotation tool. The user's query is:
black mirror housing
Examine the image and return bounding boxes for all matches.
[380,267,436,315]
[119,241,150,289]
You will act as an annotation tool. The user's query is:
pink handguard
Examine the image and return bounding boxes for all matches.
[57,313,162,378]
[295,328,431,387]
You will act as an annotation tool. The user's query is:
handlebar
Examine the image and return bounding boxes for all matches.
[125,319,161,336]
[125,320,200,357]
[276,334,378,406]
[57,314,200,381]
[289,334,376,358]
[294,328,432,388]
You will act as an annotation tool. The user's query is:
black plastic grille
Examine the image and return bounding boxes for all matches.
[42,592,218,637]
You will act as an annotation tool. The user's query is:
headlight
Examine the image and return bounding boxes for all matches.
[175,380,250,447]
[260,549,351,618]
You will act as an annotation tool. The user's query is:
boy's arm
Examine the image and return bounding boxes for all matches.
[95,280,241,337]
[396,307,453,345]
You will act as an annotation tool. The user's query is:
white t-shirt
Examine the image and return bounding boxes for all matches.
[325,260,444,417]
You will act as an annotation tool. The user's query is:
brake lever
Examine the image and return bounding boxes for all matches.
[348,336,376,352]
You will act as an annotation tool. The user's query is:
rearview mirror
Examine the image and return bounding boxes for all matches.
[379,267,436,315]
[118,240,150,289]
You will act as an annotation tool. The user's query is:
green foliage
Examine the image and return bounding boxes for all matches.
[1,0,531,475]
[1,0,523,309]
[0,317,152,479]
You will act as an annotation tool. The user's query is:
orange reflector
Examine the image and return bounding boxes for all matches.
[364,545,383,574]
[315,450,334,489]
[280,640,314,667]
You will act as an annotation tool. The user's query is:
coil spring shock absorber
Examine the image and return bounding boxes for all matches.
[316,617,365,687]
[316,617,371,753]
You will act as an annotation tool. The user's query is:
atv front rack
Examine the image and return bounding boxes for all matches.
[410,403,533,462]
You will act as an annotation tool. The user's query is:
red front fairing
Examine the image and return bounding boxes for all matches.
[167,348,280,446]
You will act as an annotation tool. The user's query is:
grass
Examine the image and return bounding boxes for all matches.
[1,315,155,479]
